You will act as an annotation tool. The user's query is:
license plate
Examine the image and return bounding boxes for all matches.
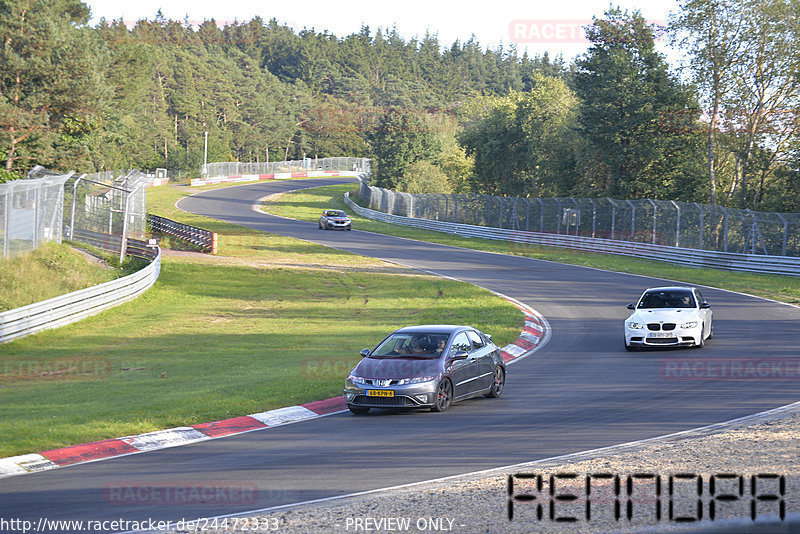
[367,390,394,397]
[648,332,673,338]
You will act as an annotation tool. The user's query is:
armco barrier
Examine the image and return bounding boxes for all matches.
[0,247,161,343]
[148,215,217,253]
[344,193,800,277]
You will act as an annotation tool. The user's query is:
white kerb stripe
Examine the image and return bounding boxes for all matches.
[123,427,209,452]
[248,406,318,426]
[0,453,58,477]
[520,332,541,344]
[502,344,528,358]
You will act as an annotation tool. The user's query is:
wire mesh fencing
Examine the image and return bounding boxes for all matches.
[357,181,800,257]
[202,157,371,178]
[0,168,74,259]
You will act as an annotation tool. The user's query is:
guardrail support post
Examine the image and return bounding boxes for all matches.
[777,213,788,256]
[694,202,703,250]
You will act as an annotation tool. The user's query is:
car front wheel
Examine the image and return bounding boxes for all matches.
[431,379,452,412]
[486,366,505,398]
[695,324,705,348]
[348,405,370,415]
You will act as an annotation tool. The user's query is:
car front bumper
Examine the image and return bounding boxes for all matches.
[625,326,702,347]
[344,380,438,408]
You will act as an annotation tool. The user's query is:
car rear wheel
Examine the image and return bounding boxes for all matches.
[431,379,452,412]
[348,405,370,415]
[485,366,505,398]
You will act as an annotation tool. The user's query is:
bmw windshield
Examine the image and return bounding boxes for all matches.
[638,290,696,309]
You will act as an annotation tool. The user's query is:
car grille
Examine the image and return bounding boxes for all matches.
[647,323,676,331]
[353,395,417,407]
[646,338,678,344]
[365,379,400,386]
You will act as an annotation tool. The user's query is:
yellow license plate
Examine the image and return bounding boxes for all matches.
[367,390,394,397]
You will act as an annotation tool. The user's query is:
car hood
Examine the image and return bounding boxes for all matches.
[628,309,701,323]
[351,357,443,379]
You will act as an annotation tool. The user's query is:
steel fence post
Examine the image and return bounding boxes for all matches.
[671,200,681,248]
[648,199,657,244]
[589,198,597,238]
[555,198,562,234]
[694,202,703,250]
[777,213,788,256]
[721,207,729,252]
[3,185,10,258]
[536,198,544,232]
[70,174,86,241]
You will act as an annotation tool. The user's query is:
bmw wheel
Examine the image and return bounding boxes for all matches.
[431,379,452,412]
[695,324,705,348]
[348,405,370,415]
[486,366,505,398]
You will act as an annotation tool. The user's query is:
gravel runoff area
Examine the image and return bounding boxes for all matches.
[164,402,800,534]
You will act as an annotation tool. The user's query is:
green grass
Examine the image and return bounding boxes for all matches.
[263,183,800,305]
[0,242,120,311]
[0,183,521,457]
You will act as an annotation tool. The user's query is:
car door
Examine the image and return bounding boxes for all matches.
[448,331,476,398]
[467,329,494,391]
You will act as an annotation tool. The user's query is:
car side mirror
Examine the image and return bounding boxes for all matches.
[627,303,635,310]
[360,348,370,358]
[700,302,711,309]
[450,350,469,361]
[485,334,493,343]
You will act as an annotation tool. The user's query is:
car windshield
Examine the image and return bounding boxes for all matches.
[325,211,346,217]
[370,333,450,359]
[638,290,696,309]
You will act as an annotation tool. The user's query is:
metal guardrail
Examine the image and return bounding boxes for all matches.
[344,193,800,277]
[148,215,217,253]
[71,229,158,260]
[0,247,161,344]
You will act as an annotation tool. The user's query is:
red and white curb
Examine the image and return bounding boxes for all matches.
[189,171,359,187]
[0,297,547,480]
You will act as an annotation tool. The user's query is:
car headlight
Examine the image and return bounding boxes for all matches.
[681,321,698,329]
[396,376,437,385]
[626,322,644,329]
[347,374,367,385]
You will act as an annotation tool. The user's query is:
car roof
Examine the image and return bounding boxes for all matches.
[392,325,472,334]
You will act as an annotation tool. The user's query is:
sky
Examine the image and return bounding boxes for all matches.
[86,0,685,64]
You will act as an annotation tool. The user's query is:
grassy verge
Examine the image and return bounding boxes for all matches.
[263,183,800,305]
[0,242,120,311]
[0,183,521,457]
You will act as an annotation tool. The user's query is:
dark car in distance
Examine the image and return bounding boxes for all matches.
[344,325,506,414]
[319,209,351,231]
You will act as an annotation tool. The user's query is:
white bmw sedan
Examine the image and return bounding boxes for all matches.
[624,286,712,351]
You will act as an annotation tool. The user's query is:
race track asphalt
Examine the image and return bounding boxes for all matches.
[2,177,799,532]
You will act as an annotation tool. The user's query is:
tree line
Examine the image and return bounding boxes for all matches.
[1,0,798,212]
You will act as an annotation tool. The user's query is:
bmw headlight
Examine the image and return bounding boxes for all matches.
[681,321,698,329]
[347,374,367,385]
[627,322,644,329]
[396,376,437,385]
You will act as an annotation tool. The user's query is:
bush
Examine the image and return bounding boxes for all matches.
[395,161,453,194]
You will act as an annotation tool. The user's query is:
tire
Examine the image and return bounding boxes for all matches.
[486,366,505,398]
[624,337,637,351]
[707,322,713,339]
[348,405,370,415]
[695,324,705,348]
[318,222,323,229]
[431,379,453,412]
[346,227,352,231]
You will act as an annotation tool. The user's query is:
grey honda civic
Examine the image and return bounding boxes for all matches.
[344,325,507,414]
